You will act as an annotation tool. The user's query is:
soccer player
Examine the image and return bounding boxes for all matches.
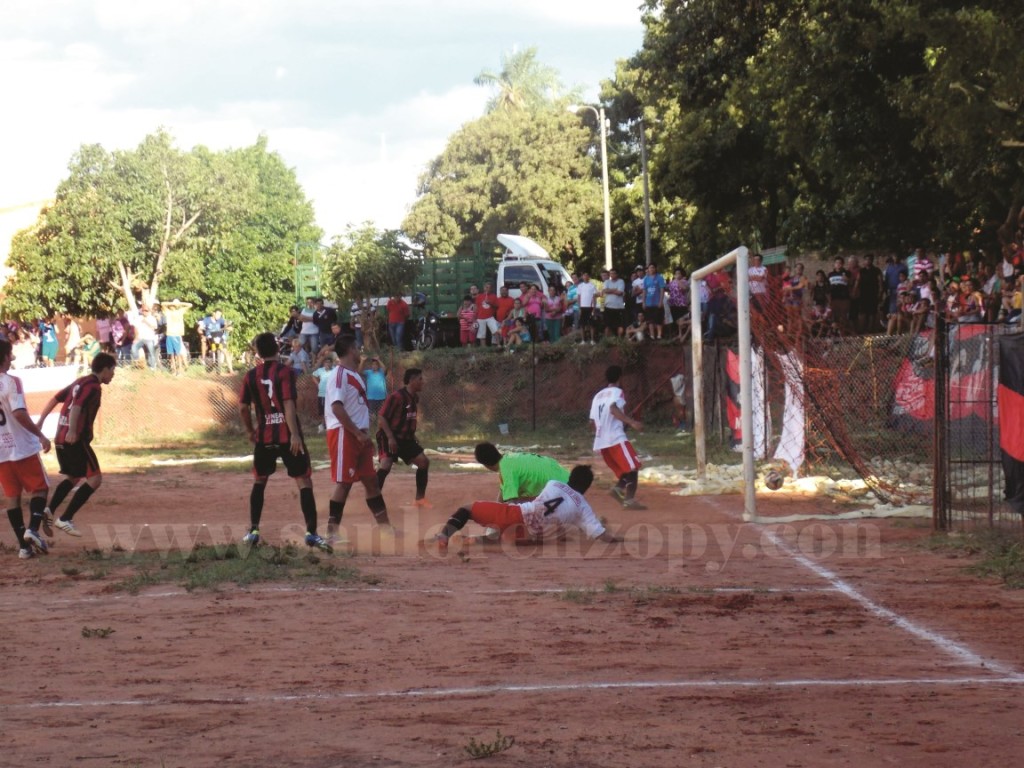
[0,339,53,558]
[375,367,431,506]
[325,335,394,544]
[434,465,621,551]
[590,365,646,509]
[33,352,117,536]
[237,332,330,552]
[33,352,117,539]
[473,441,569,502]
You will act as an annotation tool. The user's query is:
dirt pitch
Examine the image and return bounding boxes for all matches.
[1,461,1023,768]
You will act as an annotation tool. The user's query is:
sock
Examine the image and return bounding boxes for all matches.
[621,471,639,500]
[376,467,390,491]
[7,508,26,549]
[415,466,428,498]
[48,478,76,514]
[299,486,317,533]
[328,500,345,527]
[367,494,390,525]
[28,496,46,531]
[249,483,266,531]
[440,507,472,539]
[62,484,96,522]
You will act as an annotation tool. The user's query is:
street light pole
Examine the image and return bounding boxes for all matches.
[570,104,613,271]
[639,117,652,268]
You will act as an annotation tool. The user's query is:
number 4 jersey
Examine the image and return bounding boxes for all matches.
[517,479,606,540]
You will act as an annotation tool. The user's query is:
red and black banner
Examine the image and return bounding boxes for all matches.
[998,334,1024,515]
[725,349,742,447]
[892,325,992,429]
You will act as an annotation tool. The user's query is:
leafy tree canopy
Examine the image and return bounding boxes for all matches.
[402,108,602,268]
[3,131,321,349]
[610,0,1023,258]
[324,223,421,350]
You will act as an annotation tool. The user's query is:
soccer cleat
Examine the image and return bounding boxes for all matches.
[481,526,501,542]
[609,486,626,503]
[242,529,260,546]
[55,518,83,537]
[413,497,434,508]
[305,533,333,553]
[41,507,54,537]
[432,533,449,553]
[622,498,647,510]
[23,529,49,555]
[18,548,33,560]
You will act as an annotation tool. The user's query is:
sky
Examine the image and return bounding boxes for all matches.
[1,0,646,241]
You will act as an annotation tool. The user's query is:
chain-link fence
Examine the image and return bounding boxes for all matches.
[934,319,1023,532]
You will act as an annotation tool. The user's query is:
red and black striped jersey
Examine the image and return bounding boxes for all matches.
[239,360,299,446]
[54,374,103,446]
[378,387,418,441]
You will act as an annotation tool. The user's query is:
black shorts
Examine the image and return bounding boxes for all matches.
[376,433,424,465]
[604,307,626,331]
[56,442,100,478]
[580,307,595,327]
[252,443,311,479]
[644,305,665,324]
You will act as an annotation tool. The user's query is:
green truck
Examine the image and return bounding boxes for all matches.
[295,234,572,349]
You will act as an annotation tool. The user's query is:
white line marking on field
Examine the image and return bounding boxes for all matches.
[0,583,839,610]
[6,675,1024,711]
[759,526,1022,677]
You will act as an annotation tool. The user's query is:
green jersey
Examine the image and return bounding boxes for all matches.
[499,453,569,501]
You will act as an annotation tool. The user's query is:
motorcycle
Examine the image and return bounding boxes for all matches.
[414,308,441,350]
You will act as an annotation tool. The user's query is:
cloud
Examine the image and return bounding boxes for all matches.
[0,0,643,237]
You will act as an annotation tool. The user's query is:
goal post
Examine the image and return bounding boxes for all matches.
[690,245,757,521]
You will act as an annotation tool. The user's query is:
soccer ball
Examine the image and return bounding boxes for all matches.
[764,470,784,491]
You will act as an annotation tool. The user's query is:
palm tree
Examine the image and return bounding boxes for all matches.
[474,47,565,113]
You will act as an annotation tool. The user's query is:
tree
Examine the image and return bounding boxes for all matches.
[402,108,601,268]
[3,132,321,350]
[323,224,421,351]
[630,0,1024,254]
[474,47,567,113]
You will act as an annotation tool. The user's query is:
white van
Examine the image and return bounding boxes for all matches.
[495,234,572,299]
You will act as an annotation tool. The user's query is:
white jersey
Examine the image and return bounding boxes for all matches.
[0,372,43,462]
[748,265,769,295]
[325,366,369,431]
[518,480,605,540]
[590,385,628,451]
[577,281,597,309]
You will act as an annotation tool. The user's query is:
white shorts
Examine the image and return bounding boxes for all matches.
[476,316,500,339]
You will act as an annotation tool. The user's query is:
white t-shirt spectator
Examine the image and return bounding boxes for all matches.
[577,281,597,309]
[749,265,769,296]
[300,305,318,336]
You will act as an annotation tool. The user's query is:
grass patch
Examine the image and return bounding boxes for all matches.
[558,586,596,605]
[73,543,368,593]
[925,530,1024,588]
[464,731,515,760]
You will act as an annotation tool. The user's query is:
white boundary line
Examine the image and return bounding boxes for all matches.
[5,675,1024,711]
[757,523,1022,677]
